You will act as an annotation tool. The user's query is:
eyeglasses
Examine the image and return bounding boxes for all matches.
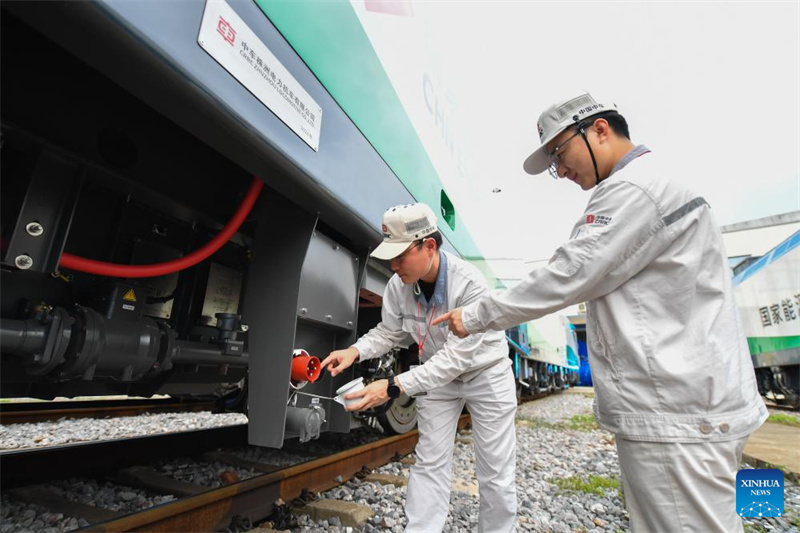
[390,241,421,264]
[547,129,582,179]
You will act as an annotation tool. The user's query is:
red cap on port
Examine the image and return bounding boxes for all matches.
[291,351,321,383]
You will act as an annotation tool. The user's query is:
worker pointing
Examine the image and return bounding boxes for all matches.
[433,91,767,532]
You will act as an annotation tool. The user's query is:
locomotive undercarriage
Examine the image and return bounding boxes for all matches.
[756,365,800,409]
[0,6,396,447]
[1,8,259,401]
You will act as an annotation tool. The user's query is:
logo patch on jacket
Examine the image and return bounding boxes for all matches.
[586,214,612,226]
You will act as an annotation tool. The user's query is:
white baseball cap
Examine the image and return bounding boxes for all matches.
[370,203,438,260]
[523,91,618,175]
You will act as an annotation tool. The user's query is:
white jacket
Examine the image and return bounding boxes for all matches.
[462,148,768,442]
[353,251,510,397]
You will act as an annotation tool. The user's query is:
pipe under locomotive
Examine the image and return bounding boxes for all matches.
[0,0,426,449]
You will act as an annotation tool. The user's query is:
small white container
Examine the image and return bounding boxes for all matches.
[335,377,365,407]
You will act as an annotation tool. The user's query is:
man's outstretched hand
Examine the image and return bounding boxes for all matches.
[431,307,470,338]
[320,347,359,376]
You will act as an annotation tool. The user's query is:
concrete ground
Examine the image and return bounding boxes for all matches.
[744,421,800,482]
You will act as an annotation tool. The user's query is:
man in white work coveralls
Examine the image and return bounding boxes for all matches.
[320,203,517,533]
[434,92,768,532]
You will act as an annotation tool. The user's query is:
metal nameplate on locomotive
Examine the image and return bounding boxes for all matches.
[198,0,323,151]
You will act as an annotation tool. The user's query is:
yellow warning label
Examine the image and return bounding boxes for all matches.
[123,289,137,302]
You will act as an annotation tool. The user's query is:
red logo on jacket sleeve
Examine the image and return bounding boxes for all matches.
[217,16,236,45]
[586,214,595,223]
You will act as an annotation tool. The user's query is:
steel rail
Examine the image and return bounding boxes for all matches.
[83,414,470,532]
[764,400,800,412]
[0,399,217,425]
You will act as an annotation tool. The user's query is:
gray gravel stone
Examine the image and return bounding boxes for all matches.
[2,396,797,532]
[0,494,90,532]
[285,394,800,533]
[0,411,249,450]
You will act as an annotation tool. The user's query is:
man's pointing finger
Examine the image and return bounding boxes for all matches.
[430,311,452,327]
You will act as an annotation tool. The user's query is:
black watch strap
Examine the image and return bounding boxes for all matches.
[387,376,401,399]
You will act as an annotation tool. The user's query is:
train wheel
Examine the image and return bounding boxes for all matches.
[375,349,418,434]
[214,377,248,414]
[377,391,417,434]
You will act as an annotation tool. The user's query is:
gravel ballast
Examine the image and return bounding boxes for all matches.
[0,411,248,450]
[1,398,798,532]
[0,410,386,532]
[284,393,800,533]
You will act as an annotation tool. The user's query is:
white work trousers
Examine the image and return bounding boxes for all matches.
[616,435,749,532]
[404,361,517,533]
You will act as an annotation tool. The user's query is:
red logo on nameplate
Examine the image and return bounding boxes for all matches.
[586,214,595,223]
[217,16,236,45]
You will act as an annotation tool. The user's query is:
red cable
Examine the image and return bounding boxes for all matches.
[59,177,264,278]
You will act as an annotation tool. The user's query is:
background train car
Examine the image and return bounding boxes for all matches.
[732,230,800,407]
[506,311,581,398]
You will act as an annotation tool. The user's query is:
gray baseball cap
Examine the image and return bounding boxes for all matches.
[371,203,438,260]
[523,91,618,175]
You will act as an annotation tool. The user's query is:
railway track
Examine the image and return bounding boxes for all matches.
[1,388,555,531]
[0,398,218,425]
[518,390,560,404]
[0,414,470,532]
[764,400,800,412]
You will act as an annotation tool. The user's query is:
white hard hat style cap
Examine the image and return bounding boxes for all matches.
[370,203,438,260]
[523,91,618,175]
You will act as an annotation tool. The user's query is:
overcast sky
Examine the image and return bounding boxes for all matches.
[389,2,800,277]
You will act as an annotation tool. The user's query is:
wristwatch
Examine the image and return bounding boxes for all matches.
[387,376,401,399]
